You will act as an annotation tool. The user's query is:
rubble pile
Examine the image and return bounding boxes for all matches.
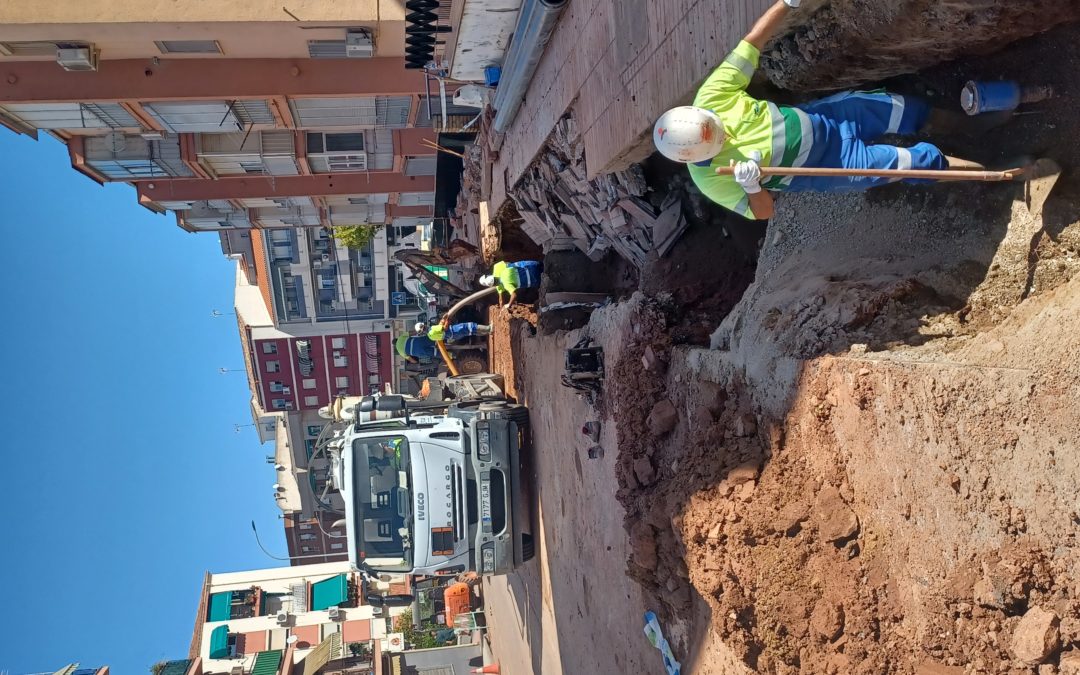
[509,117,688,268]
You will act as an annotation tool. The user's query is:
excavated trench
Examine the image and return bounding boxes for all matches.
[762,0,1080,92]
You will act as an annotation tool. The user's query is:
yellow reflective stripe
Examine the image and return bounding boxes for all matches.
[723,51,755,80]
[766,102,787,167]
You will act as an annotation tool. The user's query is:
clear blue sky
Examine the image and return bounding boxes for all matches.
[0,133,290,674]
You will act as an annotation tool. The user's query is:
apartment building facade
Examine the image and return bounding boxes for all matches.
[189,562,409,675]
[0,1,441,235]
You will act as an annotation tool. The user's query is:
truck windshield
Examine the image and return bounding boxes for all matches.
[352,436,412,570]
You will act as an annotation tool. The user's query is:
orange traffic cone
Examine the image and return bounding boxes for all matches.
[471,664,500,674]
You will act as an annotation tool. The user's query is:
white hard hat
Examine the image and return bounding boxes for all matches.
[653,106,726,164]
[479,274,495,287]
[414,322,427,333]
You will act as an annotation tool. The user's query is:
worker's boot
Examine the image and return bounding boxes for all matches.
[475,324,492,336]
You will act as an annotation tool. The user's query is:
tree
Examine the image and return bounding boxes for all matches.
[333,224,384,250]
[150,662,168,675]
[393,609,441,649]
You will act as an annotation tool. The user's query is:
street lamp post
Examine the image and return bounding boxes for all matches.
[250,520,345,563]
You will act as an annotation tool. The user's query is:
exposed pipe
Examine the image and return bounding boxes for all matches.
[433,286,499,375]
[490,0,568,134]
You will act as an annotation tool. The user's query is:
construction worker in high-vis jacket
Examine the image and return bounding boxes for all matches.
[479,259,543,309]
[423,320,492,343]
[394,331,439,364]
[652,0,983,220]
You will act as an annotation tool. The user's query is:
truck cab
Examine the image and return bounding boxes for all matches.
[326,380,533,578]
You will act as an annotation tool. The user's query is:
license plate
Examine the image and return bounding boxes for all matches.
[480,482,492,524]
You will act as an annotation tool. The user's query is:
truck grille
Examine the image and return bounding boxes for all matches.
[452,462,466,541]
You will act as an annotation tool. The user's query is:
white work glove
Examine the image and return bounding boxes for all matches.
[732,159,763,194]
[783,0,800,7]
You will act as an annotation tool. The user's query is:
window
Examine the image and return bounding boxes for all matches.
[270,381,284,393]
[307,132,365,153]
[331,543,344,551]
[335,376,350,388]
[300,533,316,541]
[307,425,324,437]
[303,378,317,390]
[299,522,313,530]
[155,40,222,54]
[305,439,317,458]
[263,343,278,354]
[301,546,315,553]
[332,337,346,349]
[334,355,348,368]
[266,360,281,373]
[272,399,287,410]
[304,396,320,406]
[404,156,437,176]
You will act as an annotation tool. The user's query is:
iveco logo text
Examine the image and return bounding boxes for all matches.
[416,493,426,521]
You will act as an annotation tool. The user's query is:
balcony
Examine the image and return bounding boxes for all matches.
[83,134,194,181]
[197,131,300,177]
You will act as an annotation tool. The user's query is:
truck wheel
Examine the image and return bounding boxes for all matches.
[453,349,487,375]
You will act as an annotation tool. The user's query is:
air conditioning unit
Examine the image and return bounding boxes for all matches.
[275,611,290,626]
[282,387,292,395]
[313,260,323,269]
[321,253,332,262]
[139,131,167,141]
[230,667,244,675]
[345,30,374,58]
[56,47,99,72]
[371,606,383,616]
[327,606,343,620]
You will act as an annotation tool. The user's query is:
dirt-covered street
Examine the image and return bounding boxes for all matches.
[476,17,1080,675]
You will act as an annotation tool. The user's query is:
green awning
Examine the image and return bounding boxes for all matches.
[251,650,283,675]
[311,573,348,610]
[207,592,233,622]
[208,625,230,659]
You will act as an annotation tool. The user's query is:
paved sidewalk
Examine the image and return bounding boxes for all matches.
[490,0,775,213]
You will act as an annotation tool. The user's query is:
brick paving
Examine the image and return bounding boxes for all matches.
[490,0,774,213]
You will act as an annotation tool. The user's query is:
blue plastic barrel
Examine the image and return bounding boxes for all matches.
[484,66,502,87]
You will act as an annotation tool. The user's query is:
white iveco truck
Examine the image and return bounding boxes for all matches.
[319,375,534,578]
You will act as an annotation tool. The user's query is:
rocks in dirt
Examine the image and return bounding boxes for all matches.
[1059,650,1080,675]
[809,600,845,642]
[698,382,728,416]
[505,116,680,269]
[633,456,657,486]
[814,486,860,543]
[727,461,760,485]
[973,559,1031,612]
[629,521,658,571]
[914,662,964,675]
[647,399,679,436]
[733,412,758,437]
[1010,606,1060,665]
[641,345,667,374]
[772,501,809,536]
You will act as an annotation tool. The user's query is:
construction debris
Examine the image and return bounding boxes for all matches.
[506,116,688,268]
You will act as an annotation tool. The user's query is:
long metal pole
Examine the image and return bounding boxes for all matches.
[715,166,1024,182]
